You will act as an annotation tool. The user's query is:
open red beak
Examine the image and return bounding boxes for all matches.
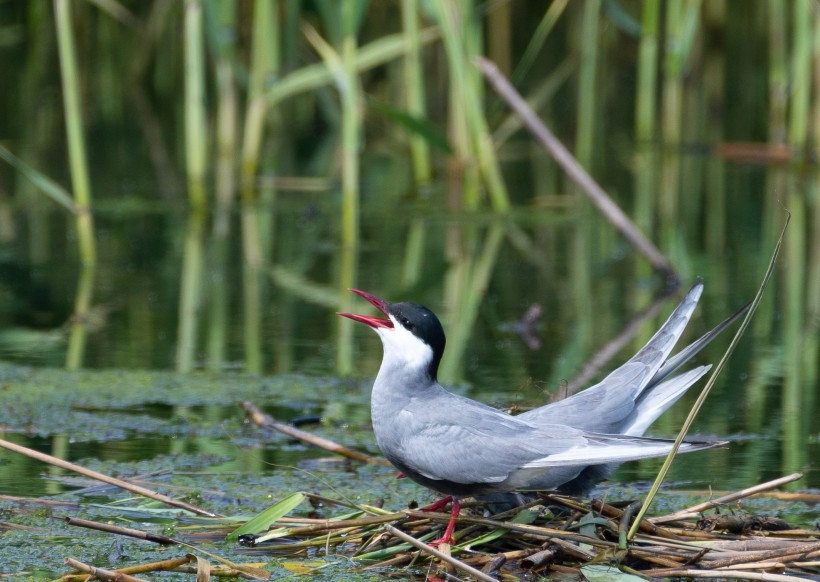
[338,289,394,329]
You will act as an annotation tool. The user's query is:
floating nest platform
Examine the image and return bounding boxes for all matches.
[232,484,819,582]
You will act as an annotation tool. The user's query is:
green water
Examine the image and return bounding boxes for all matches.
[0,1,817,579]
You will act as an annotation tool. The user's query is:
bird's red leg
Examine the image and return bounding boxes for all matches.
[419,495,453,512]
[428,498,460,546]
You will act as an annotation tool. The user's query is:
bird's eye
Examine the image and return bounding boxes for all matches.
[401,317,413,330]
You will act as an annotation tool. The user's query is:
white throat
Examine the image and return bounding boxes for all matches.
[375,315,434,376]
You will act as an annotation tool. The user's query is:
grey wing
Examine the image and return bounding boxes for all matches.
[394,396,588,485]
[518,280,704,432]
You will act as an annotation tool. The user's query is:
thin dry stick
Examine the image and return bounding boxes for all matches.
[63,516,176,545]
[383,524,498,582]
[652,472,803,523]
[64,557,149,582]
[626,213,790,539]
[641,568,816,582]
[242,401,392,466]
[0,438,220,518]
[60,556,195,582]
[476,56,676,279]
[0,494,78,507]
[703,542,820,569]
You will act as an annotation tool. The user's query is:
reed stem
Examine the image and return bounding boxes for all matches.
[53,0,96,265]
[183,0,207,212]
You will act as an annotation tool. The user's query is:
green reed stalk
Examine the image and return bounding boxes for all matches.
[788,0,811,149]
[303,13,361,375]
[337,3,362,377]
[240,0,279,374]
[65,265,94,369]
[628,215,789,540]
[631,0,661,313]
[756,0,788,342]
[183,0,207,212]
[430,0,479,209]
[807,9,820,410]
[781,0,812,475]
[439,224,505,383]
[431,0,510,213]
[267,27,439,107]
[53,0,96,265]
[513,0,569,86]
[575,0,599,168]
[659,0,701,251]
[176,213,205,372]
[401,0,431,185]
[207,0,238,370]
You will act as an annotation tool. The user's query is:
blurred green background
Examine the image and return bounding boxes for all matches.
[0,0,817,494]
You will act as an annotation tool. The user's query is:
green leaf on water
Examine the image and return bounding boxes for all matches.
[226,492,305,542]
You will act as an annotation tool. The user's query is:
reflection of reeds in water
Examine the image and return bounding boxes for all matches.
[1,4,816,427]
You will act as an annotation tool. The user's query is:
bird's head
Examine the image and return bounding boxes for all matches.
[339,289,446,381]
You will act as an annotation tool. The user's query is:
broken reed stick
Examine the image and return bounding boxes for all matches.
[64,557,150,582]
[476,56,677,281]
[63,516,176,545]
[60,556,195,582]
[0,437,220,518]
[241,401,392,466]
[382,524,498,582]
[651,472,803,523]
[640,568,816,582]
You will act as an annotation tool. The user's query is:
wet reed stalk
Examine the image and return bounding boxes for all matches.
[183,0,207,211]
[628,216,789,539]
[570,0,600,353]
[431,0,479,209]
[176,214,205,372]
[782,0,811,475]
[659,0,701,250]
[65,265,94,369]
[53,0,95,265]
[401,0,431,185]
[438,224,505,383]
[241,0,279,373]
[575,0,599,168]
[206,0,238,369]
[633,0,660,236]
[400,0,429,287]
[336,3,361,376]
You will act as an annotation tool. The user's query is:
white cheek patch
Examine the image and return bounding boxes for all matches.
[377,316,433,372]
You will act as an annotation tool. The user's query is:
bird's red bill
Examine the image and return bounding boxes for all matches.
[338,289,394,329]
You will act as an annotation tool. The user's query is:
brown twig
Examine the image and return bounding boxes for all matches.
[0,437,220,518]
[651,472,803,523]
[641,568,816,581]
[62,516,176,545]
[64,557,150,582]
[242,401,392,466]
[477,56,677,281]
[59,556,195,582]
[383,524,498,582]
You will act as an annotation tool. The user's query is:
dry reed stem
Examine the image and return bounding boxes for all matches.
[63,557,150,582]
[652,472,804,523]
[242,401,392,466]
[476,56,676,280]
[383,524,498,582]
[0,437,220,518]
[63,516,176,545]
